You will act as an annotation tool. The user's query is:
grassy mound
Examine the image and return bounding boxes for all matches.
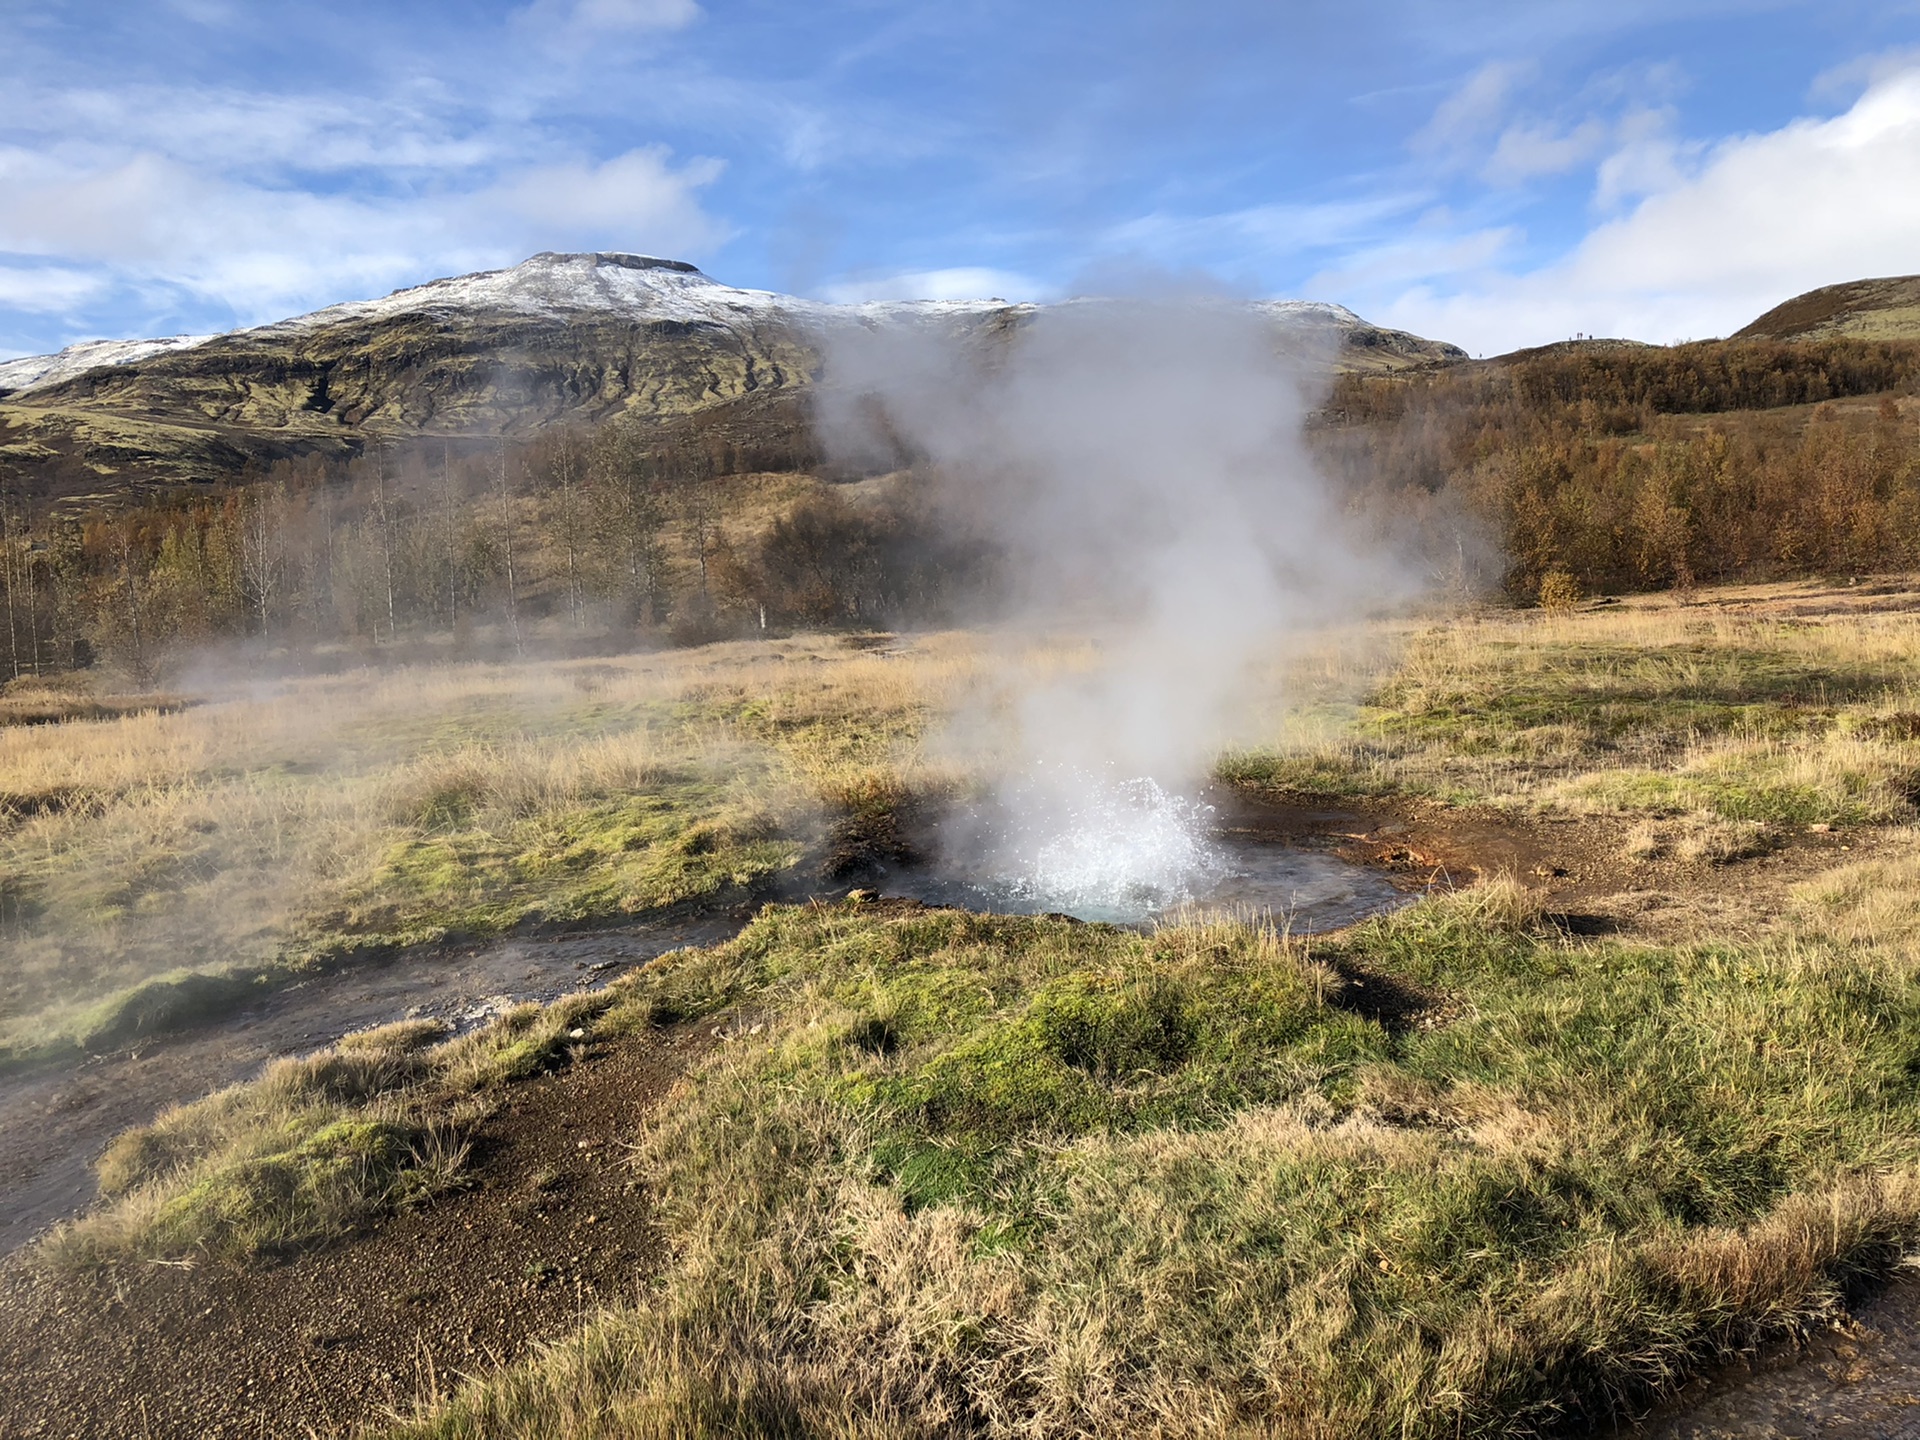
[43,996,613,1267]
[364,887,1920,1438]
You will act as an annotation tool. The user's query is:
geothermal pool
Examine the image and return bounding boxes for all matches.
[859,834,1410,929]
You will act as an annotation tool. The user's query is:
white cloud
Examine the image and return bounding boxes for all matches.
[1483,118,1609,184]
[1413,60,1531,161]
[1366,65,1920,353]
[514,0,700,39]
[480,147,728,245]
[0,264,110,314]
[0,141,728,323]
[822,267,1048,304]
[1106,195,1427,261]
[1590,108,1696,209]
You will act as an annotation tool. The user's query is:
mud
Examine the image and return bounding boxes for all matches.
[0,912,738,1257]
[1623,1272,1920,1439]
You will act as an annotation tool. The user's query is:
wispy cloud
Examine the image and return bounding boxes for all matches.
[0,264,111,316]
[0,139,727,324]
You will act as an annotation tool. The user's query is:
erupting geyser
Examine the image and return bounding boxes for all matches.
[960,766,1228,919]
[820,287,1420,915]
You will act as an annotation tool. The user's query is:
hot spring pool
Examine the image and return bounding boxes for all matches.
[857,832,1414,930]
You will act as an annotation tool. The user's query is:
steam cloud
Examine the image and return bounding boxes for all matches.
[821,296,1413,912]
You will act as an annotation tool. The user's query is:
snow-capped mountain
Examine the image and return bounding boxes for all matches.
[0,334,215,396]
[1,252,1454,400]
[0,253,1462,498]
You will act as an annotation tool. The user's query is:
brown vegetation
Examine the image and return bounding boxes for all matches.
[1317,339,1920,599]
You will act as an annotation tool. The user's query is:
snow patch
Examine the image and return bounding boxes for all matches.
[246,251,1020,339]
[0,254,1432,397]
[0,335,215,395]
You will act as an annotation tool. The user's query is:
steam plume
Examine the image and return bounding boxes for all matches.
[820,295,1412,909]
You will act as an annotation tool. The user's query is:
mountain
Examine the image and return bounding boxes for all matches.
[1733,275,1920,341]
[0,252,1464,504]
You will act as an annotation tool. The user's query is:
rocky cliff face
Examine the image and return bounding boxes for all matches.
[0,253,1464,502]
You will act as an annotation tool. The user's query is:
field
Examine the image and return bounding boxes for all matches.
[0,632,978,1065]
[7,578,1920,1437]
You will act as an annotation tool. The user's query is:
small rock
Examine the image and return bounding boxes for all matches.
[568,1027,586,1039]
[1810,822,1833,834]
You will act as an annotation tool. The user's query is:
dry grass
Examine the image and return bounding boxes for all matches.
[1232,587,1920,824]
[11,581,1920,1063]
[372,876,1920,1439]
[0,632,984,1064]
[44,579,1920,1436]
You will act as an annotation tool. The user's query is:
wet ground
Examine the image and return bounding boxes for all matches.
[0,817,1418,1256]
[853,825,1417,929]
[1622,1273,1920,1439]
[0,912,738,1257]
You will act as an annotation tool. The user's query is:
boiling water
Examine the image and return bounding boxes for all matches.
[877,774,1411,929]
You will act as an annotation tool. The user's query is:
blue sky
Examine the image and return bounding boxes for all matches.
[3,0,1920,359]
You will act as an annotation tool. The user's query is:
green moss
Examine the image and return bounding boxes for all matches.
[138,1115,421,1261]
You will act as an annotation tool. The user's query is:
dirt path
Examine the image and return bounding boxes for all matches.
[0,913,738,1258]
[0,1026,709,1440]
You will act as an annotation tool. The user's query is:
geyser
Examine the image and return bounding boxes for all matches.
[821,292,1413,911]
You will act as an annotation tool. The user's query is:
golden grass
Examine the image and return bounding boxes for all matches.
[1239,587,1920,824]
[0,632,987,1062]
[10,580,1920,1062]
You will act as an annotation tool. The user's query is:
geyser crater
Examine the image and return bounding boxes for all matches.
[853,768,1411,930]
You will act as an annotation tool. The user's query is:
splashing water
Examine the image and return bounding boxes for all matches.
[990,772,1227,919]
[869,764,1410,929]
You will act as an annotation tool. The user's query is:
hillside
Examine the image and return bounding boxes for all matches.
[0,253,1463,504]
[1734,274,1920,341]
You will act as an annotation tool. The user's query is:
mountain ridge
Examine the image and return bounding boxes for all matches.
[0,251,1447,401]
[0,252,1464,504]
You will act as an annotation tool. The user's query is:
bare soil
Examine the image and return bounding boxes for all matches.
[0,915,738,1258]
[0,1026,708,1440]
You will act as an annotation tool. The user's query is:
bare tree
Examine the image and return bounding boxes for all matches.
[591,424,667,624]
[442,441,460,629]
[546,430,587,628]
[372,447,398,641]
[23,534,40,676]
[116,527,153,687]
[681,476,720,608]
[498,439,522,652]
[239,482,285,636]
[1,495,18,681]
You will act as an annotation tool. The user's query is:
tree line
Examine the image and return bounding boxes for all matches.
[0,413,980,684]
[1314,339,1920,599]
[5,333,1920,683]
